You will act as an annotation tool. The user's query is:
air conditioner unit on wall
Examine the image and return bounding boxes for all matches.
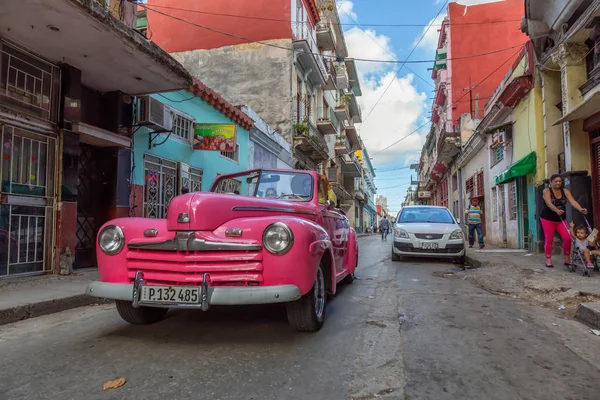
[137,95,171,132]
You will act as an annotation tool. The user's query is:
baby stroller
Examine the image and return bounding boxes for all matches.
[563,216,600,277]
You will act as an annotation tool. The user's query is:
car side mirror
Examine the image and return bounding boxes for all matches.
[456,218,461,224]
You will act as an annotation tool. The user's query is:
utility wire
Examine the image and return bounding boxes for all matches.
[140,4,526,65]
[359,1,449,127]
[337,8,434,89]
[138,3,520,28]
[370,45,525,157]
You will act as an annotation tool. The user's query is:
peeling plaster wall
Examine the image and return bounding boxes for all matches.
[171,40,294,143]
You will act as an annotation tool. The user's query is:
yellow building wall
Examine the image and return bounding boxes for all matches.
[512,85,545,183]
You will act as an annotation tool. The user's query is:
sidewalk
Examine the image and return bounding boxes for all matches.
[0,269,107,326]
[463,244,600,329]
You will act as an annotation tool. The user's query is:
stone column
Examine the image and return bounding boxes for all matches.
[551,43,590,172]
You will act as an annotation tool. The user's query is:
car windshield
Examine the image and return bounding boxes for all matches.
[398,207,454,224]
[212,170,314,202]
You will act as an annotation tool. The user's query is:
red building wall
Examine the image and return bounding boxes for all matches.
[145,0,316,53]
[448,0,527,124]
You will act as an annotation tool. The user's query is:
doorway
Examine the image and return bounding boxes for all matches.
[74,144,116,268]
[498,184,508,247]
[518,176,530,250]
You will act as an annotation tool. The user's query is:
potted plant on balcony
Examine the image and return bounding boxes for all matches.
[336,93,351,109]
[293,121,309,136]
[317,1,335,12]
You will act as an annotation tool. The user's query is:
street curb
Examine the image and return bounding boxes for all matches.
[0,294,110,327]
[575,302,600,330]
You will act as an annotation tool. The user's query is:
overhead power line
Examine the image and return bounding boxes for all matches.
[337,8,434,89]
[358,1,449,127]
[140,4,526,65]
[139,3,521,28]
[369,45,525,157]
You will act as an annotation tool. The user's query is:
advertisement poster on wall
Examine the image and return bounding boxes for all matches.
[192,124,236,152]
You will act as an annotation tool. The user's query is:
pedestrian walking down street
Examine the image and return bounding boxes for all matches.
[540,174,588,268]
[380,218,390,241]
[465,197,485,249]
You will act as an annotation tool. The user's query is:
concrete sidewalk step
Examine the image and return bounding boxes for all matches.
[575,302,600,330]
[0,269,107,326]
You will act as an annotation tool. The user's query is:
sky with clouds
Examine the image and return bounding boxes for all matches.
[339,0,505,215]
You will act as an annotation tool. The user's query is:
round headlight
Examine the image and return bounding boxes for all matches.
[98,225,125,255]
[262,222,294,255]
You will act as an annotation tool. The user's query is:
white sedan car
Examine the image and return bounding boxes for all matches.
[391,205,465,263]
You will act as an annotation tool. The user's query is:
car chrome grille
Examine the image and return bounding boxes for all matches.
[125,249,263,287]
[414,233,444,240]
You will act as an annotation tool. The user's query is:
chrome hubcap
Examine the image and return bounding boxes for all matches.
[314,267,325,320]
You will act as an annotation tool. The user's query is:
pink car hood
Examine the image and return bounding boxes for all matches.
[166,192,318,231]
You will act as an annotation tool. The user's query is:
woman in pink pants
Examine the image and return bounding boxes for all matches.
[540,174,588,268]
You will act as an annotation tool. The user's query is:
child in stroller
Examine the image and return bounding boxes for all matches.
[569,221,600,272]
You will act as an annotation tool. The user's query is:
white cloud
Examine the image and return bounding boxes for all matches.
[413,14,447,54]
[336,0,357,24]
[344,27,428,165]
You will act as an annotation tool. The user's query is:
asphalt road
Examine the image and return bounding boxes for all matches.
[1,236,600,400]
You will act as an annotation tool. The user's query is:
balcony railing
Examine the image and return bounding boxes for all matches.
[0,42,59,122]
[316,106,337,135]
[295,95,315,126]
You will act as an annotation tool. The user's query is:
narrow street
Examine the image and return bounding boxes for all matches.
[2,236,600,400]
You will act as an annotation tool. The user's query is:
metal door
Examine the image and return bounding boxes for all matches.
[143,154,177,218]
[0,124,56,278]
[75,144,100,268]
[499,184,508,247]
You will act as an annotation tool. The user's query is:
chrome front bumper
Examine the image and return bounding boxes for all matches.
[85,271,302,310]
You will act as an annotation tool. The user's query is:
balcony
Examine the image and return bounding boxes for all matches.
[293,120,329,163]
[334,103,350,122]
[335,64,350,89]
[346,91,362,123]
[0,0,191,95]
[341,153,361,177]
[317,107,337,135]
[335,136,351,155]
[324,60,338,90]
[344,59,362,96]
[316,23,335,51]
[293,24,327,87]
[344,121,359,149]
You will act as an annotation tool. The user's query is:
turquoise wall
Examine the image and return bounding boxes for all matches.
[132,91,249,191]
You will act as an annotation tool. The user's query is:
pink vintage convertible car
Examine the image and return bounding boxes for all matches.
[86,169,358,332]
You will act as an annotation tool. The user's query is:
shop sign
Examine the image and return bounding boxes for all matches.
[417,191,432,199]
[192,124,237,152]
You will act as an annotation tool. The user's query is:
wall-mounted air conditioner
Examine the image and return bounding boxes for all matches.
[137,95,171,132]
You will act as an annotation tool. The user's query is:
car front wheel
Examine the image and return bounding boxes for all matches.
[286,265,327,332]
[115,300,168,325]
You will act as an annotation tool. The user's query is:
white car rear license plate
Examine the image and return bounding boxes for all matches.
[421,242,439,250]
[140,286,200,304]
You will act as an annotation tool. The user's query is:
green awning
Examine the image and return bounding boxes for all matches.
[494,151,537,185]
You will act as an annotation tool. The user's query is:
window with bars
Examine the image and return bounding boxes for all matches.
[509,181,517,220]
[466,176,474,195]
[170,111,194,141]
[179,163,203,194]
[440,178,448,207]
[220,143,240,163]
[215,178,242,194]
[452,173,457,192]
[490,130,505,166]
[143,154,177,219]
[475,171,484,197]
[492,187,498,222]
